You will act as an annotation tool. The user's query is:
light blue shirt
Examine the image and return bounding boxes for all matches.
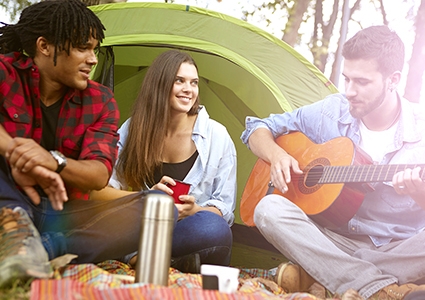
[241,93,425,246]
[110,106,237,225]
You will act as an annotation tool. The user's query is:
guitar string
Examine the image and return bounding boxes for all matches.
[281,164,422,183]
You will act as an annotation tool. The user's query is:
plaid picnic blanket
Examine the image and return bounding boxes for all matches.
[30,260,322,300]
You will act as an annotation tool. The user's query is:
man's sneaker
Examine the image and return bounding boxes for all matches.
[371,283,425,300]
[0,207,52,288]
[274,262,317,293]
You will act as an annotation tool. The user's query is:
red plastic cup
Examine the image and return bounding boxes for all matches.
[168,180,191,204]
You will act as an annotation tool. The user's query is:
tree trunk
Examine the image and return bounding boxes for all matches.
[282,0,311,47]
[310,0,339,73]
[404,0,425,103]
[329,0,350,87]
[378,0,388,25]
[329,0,361,85]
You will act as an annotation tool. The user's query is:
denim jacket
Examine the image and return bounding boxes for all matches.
[241,93,425,246]
[110,106,237,225]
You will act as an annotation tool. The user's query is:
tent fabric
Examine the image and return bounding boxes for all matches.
[90,2,338,224]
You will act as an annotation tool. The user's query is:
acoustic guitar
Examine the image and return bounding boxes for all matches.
[240,131,423,228]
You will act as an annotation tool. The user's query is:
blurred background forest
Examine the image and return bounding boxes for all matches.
[2,0,424,102]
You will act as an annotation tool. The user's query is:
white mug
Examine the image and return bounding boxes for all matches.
[201,264,240,293]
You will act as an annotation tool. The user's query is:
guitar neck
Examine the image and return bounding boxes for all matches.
[318,164,425,184]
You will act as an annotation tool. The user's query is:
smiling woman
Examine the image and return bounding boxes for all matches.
[91,49,237,273]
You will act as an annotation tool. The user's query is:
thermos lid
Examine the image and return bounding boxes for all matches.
[143,191,175,221]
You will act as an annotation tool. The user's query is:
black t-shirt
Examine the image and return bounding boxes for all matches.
[40,100,62,150]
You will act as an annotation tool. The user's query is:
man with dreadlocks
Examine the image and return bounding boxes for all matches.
[0,0,153,287]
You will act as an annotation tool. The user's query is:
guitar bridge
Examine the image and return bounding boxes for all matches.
[266,181,274,195]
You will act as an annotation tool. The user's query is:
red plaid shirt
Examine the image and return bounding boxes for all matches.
[0,52,120,200]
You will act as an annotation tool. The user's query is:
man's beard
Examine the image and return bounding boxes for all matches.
[349,85,386,119]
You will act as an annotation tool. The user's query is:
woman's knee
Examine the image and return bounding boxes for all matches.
[172,211,232,255]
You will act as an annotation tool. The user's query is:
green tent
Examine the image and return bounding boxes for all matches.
[90,2,338,224]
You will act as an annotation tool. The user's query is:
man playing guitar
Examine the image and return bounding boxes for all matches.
[241,25,425,300]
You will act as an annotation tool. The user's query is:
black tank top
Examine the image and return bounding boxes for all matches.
[151,150,199,185]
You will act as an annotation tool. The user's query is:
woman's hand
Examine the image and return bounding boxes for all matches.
[151,175,176,194]
[152,176,201,219]
[175,195,199,220]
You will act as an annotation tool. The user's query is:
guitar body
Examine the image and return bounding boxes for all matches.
[240,132,372,228]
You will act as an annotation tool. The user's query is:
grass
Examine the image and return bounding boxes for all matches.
[0,224,286,299]
[0,279,32,300]
[0,237,283,300]
[0,225,367,300]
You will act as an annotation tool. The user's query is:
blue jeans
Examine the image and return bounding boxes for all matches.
[0,157,176,264]
[172,210,232,266]
[122,210,232,266]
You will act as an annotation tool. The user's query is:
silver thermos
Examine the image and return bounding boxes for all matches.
[135,191,175,286]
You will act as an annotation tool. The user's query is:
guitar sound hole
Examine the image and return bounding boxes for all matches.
[305,165,324,187]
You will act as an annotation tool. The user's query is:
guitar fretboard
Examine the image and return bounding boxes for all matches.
[315,164,425,184]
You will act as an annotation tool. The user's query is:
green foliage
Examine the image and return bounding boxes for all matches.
[0,0,131,23]
[0,0,36,23]
[242,0,291,23]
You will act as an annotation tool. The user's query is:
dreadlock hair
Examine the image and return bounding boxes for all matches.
[0,0,105,65]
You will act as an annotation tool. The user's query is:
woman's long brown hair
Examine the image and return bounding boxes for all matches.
[116,50,200,189]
